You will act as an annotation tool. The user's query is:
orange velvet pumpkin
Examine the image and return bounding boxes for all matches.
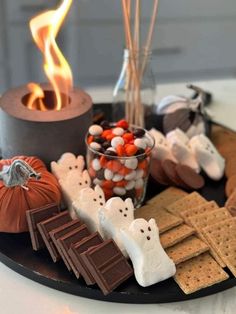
[0,156,62,233]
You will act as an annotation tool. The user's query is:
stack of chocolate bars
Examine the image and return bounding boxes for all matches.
[26,204,133,295]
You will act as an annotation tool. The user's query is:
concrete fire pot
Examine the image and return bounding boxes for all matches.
[0,84,93,165]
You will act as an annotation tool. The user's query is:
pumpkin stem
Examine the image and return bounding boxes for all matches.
[0,159,41,188]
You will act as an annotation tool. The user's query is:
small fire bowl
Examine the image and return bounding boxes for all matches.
[0,84,93,166]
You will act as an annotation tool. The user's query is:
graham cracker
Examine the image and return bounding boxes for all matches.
[174,252,229,294]
[160,224,195,249]
[135,204,183,234]
[187,207,232,267]
[188,207,231,230]
[165,235,209,265]
[180,201,219,224]
[202,217,236,276]
[166,192,207,217]
[147,187,188,209]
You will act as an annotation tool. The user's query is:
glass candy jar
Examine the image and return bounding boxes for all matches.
[112,49,156,127]
[86,125,155,208]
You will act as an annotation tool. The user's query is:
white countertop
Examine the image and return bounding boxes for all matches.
[1,79,236,314]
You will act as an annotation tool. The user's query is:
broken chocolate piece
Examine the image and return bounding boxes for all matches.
[49,219,82,266]
[37,211,72,262]
[68,232,103,284]
[26,203,60,250]
[81,239,133,295]
[56,224,91,271]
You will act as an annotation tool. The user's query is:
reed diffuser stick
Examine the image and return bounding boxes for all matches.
[134,0,141,126]
[134,0,140,54]
[145,0,159,53]
[122,0,139,124]
[120,0,159,127]
[122,1,133,54]
[123,0,131,121]
[141,0,159,77]
[123,0,131,49]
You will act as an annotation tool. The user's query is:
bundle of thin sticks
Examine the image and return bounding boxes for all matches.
[121,0,159,128]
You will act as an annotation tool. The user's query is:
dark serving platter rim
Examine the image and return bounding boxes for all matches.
[0,119,235,304]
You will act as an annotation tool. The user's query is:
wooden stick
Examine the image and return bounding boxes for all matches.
[141,0,159,77]
[145,0,159,54]
[122,0,140,125]
[123,0,131,49]
[122,0,133,54]
[134,0,141,126]
[121,0,139,86]
[134,0,140,54]
[121,0,131,121]
[127,0,131,23]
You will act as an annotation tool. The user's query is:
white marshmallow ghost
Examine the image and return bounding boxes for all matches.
[73,185,106,235]
[51,153,85,180]
[99,197,135,257]
[120,218,176,287]
[166,128,200,172]
[189,134,225,180]
[59,169,91,215]
[149,128,176,162]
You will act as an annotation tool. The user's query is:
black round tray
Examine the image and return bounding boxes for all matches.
[0,175,235,304]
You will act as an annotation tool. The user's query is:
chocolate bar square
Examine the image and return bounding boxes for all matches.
[26,203,60,250]
[56,224,91,271]
[37,211,72,262]
[81,239,133,295]
[49,219,82,268]
[68,232,103,284]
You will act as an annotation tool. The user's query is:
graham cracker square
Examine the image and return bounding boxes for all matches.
[202,217,236,276]
[165,235,209,265]
[160,224,195,249]
[174,252,229,294]
[187,208,232,267]
[188,207,232,230]
[180,201,219,224]
[166,192,207,217]
[135,205,183,234]
[147,187,188,209]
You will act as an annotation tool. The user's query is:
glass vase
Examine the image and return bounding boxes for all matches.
[112,49,156,128]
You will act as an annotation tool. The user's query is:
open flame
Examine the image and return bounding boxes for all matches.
[27,0,73,111]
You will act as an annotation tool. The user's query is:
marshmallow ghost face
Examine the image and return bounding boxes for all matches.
[99,197,135,257]
[59,169,91,205]
[51,153,85,180]
[125,218,158,251]
[120,218,176,287]
[103,197,134,228]
[77,185,105,211]
[190,134,225,180]
[73,185,105,234]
